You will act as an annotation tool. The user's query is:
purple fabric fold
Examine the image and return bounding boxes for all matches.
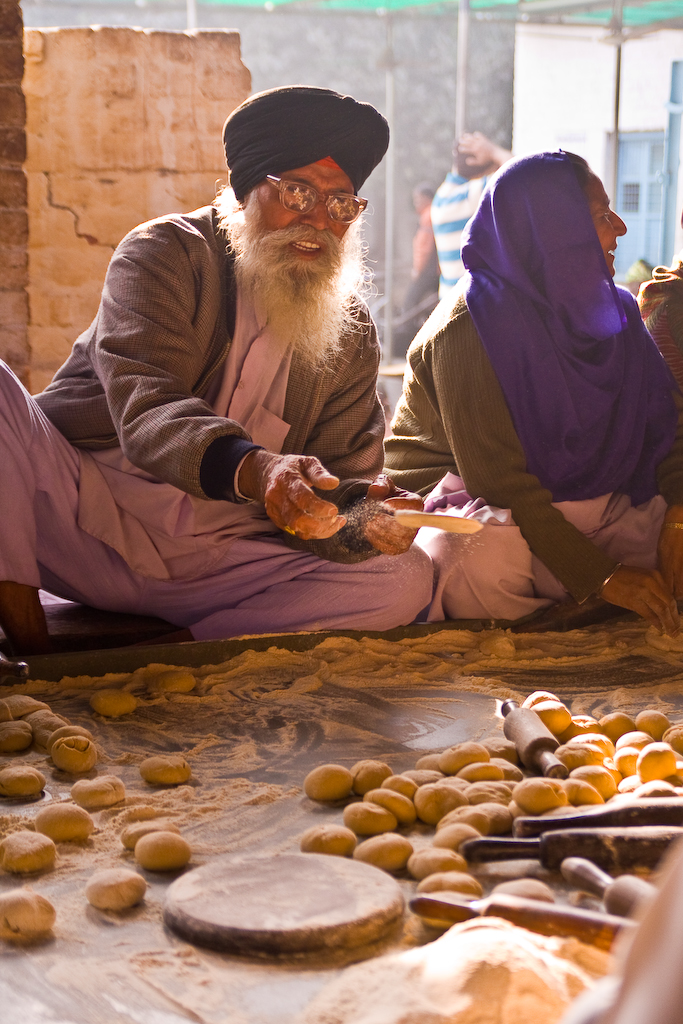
[461,151,677,506]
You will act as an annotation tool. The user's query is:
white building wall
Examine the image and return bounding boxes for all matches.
[513,25,683,259]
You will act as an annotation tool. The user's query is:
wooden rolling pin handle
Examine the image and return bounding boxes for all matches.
[480,893,635,951]
[561,856,613,897]
[561,856,657,918]
[461,836,539,862]
[537,749,569,779]
[501,700,563,776]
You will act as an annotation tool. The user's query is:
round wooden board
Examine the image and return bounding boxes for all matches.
[163,852,405,955]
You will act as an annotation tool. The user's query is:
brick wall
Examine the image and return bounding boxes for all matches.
[0,0,28,385]
[23,27,250,392]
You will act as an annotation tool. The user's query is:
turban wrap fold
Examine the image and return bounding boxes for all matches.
[223,86,390,201]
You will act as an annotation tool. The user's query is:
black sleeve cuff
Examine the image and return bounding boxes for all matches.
[199,435,263,502]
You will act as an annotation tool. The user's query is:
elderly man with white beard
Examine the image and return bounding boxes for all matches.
[0,86,434,655]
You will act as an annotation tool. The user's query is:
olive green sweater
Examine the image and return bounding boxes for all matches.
[384,290,683,603]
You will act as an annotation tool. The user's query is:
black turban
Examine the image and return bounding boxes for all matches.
[223,85,390,201]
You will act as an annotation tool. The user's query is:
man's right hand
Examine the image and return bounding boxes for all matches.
[600,564,680,636]
[238,450,346,540]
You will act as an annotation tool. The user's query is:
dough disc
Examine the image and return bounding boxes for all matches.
[163,852,404,955]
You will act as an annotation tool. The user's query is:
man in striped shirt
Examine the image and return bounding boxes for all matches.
[431,132,511,300]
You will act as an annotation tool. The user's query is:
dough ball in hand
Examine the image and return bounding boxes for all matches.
[85,868,147,910]
[303,764,353,802]
[139,755,191,786]
[0,889,56,940]
[71,775,125,810]
[0,831,56,874]
[90,689,138,717]
[51,735,98,774]
[0,765,45,798]
[299,825,357,857]
[35,803,94,842]
[0,721,32,753]
[353,834,413,872]
[351,760,392,795]
[134,831,191,871]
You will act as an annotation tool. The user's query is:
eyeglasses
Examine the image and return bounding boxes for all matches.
[266,175,368,224]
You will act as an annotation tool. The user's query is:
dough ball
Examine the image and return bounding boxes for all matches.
[614,746,640,778]
[618,774,642,794]
[304,764,353,802]
[635,710,670,742]
[570,765,618,801]
[0,721,32,752]
[437,806,491,835]
[556,742,607,771]
[300,825,357,857]
[23,710,69,748]
[121,804,159,822]
[637,743,678,782]
[139,754,191,786]
[662,725,683,755]
[562,778,604,806]
[466,781,513,805]
[0,889,56,940]
[408,847,467,880]
[353,834,413,872]
[343,802,397,836]
[363,788,416,826]
[532,700,572,737]
[35,803,94,842]
[85,868,147,910]
[633,779,678,799]
[489,758,524,782]
[3,695,48,717]
[456,762,504,783]
[478,634,516,658]
[351,760,392,795]
[416,871,483,897]
[0,765,45,797]
[147,670,196,694]
[472,801,513,835]
[414,754,442,771]
[71,775,126,810]
[414,783,469,826]
[599,712,637,744]
[0,699,12,723]
[121,819,181,850]
[522,690,561,710]
[438,743,490,776]
[381,775,418,799]
[558,716,600,742]
[615,731,653,751]
[0,831,55,874]
[51,735,98,774]
[47,725,95,754]
[491,878,555,902]
[512,778,568,816]
[431,822,481,852]
[566,732,615,758]
[90,689,138,717]
[401,769,445,786]
[134,831,191,871]
[481,737,519,765]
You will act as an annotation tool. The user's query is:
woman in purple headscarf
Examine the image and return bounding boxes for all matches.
[385,151,683,634]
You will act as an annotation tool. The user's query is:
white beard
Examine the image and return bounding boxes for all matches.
[216,190,366,367]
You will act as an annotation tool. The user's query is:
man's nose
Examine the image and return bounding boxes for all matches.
[300,199,330,231]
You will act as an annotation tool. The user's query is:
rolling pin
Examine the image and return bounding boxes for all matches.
[461,825,683,872]
[513,797,683,838]
[560,856,656,918]
[392,510,483,534]
[0,649,28,686]
[410,891,635,951]
[501,699,568,778]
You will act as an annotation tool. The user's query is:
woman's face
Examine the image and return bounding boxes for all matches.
[583,172,627,277]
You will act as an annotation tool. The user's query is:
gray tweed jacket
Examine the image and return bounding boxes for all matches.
[35,205,385,562]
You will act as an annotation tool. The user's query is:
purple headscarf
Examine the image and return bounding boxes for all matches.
[461,151,677,506]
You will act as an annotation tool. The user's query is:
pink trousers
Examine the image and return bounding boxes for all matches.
[0,363,433,639]
[416,473,666,621]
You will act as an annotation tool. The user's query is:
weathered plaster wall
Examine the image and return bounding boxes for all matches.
[23,26,250,392]
[0,0,28,385]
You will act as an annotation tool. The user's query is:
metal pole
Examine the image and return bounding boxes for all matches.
[383,14,396,362]
[186,0,197,31]
[661,61,683,266]
[455,0,470,140]
[610,0,622,206]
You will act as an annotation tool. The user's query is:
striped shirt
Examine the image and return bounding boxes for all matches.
[431,172,487,300]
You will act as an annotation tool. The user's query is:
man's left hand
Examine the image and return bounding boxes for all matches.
[363,474,423,555]
[658,504,683,599]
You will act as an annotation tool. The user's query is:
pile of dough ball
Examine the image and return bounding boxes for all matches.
[120,815,191,871]
[299,692,683,894]
[0,693,101,779]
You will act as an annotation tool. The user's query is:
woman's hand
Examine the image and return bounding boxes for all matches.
[658,505,683,599]
[363,474,423,555]
[600,564,679,636]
